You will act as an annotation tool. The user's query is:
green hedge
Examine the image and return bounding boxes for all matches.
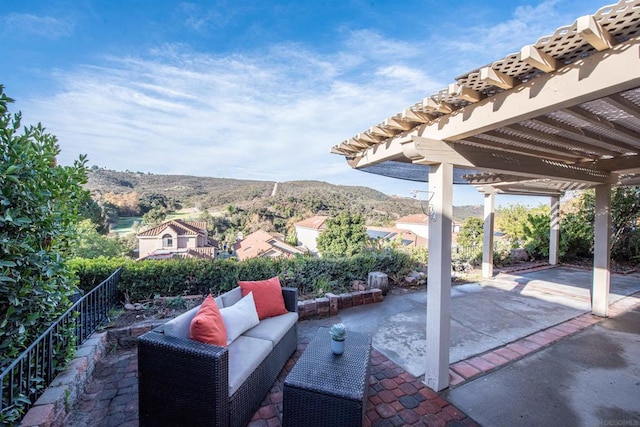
[67,250,417,301]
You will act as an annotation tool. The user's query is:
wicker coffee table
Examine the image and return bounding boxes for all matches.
[283,327,372,427]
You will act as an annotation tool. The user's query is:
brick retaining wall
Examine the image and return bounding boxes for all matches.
[297,288,383,319]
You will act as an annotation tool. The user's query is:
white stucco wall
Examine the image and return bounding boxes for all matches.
[396,223,429,239]
[138,238,157,259]
[295,226,321,255]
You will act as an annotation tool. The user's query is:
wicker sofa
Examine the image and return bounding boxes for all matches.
[137,286,298,427]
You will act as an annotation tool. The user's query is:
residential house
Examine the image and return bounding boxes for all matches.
[395,214,429,239]
[136,219,218,260]
[233,230,304,261]
[366,226,427,248]
[293,215,328,256]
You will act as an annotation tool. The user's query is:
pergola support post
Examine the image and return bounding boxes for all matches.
[482,192,495,278]
[425,162,453,391]
[549,196,560,265]
[592,184,611,317]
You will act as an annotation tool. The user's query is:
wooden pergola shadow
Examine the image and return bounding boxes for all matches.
[331,0,640,391]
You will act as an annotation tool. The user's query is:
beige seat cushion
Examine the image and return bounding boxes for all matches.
[227,335,273,396]
[243,312,298,345]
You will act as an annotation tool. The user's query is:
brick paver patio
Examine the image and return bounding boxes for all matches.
[65,339,476,427]
[63,286,640,426]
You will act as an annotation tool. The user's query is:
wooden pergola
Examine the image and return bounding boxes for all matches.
[331,0,640,391]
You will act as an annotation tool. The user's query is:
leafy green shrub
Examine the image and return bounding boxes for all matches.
[69,249,417,301]
[0,86,88,422]
[457,217,483,248]
[523,213,550,259]
[317,213,368,257]
[492,240,512,267]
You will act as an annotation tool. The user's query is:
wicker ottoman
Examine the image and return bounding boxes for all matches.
[283,327,372,427]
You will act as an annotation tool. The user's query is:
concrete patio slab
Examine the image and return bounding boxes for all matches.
[300,267,640,378]
[444,303,640,426]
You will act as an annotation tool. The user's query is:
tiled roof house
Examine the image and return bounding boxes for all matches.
[395,214,429,239]
[293,215,329,256]
[136,219,218,260]
[233,230,303,261]
[366,226,427,248]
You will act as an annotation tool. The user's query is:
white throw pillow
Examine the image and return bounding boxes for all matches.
[220,291,260,345]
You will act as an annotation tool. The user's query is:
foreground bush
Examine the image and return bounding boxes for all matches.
[68,250,417,302]
[0,86,88,423]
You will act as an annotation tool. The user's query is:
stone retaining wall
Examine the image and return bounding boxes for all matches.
[20,333,107,427]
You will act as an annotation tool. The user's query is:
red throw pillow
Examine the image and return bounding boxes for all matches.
[189,295,227,346]
[238,276,288,320]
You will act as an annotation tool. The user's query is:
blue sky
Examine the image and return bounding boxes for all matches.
[0,0,606,207]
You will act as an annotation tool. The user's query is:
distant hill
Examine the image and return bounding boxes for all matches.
[85,168,483,227]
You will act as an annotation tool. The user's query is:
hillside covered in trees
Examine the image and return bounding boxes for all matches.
[87,168,482,222]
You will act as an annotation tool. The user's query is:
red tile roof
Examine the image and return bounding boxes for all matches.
[136,219,206,237]
[234,230,303,261]
[396,214,429,225]
[293,215,329,230]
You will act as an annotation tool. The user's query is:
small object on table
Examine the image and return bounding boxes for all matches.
[329,323,346,355]
[283,327,372,427]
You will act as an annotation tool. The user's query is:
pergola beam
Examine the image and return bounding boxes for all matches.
[461,136,585,163]
[447,83,482,103]
[563,106,640,145]
[592,154,640,173]
[480,66,516,89]
[520,45,558,73]
[385,117,415,131]
[530,116,637,154]
[356,131,384,144]
[412,137,616,184]
[369,125,397,138]
[502,123,622,157]
[402,109,435,124]
[577,15,616,51]
[424,97,454,114]
[604,93,640,117]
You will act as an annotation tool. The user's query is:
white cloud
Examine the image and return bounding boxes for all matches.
[20,32,438,191]
[13,0,598,203]
[1,13,74,38]
[432,0,603,70]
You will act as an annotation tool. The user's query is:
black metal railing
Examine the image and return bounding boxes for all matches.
[453,244,480,259]
[0,268,121,422]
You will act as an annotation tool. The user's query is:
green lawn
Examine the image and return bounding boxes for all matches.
[111,212,199,236]
[111,217,142,236]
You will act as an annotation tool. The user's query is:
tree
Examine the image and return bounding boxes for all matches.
[523,213,550,259]
[0,85,88,419]
[316,213,368,257]
[496,203,549,247]
[285,228,298,246]
[74,220,128,258]
[457,217,484,248]
[78,196,109,234]
[142,207,167,226]
[560,187,640,262]
[139,192,180,215]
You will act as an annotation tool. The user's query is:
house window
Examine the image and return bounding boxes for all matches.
[162,234,173,247]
